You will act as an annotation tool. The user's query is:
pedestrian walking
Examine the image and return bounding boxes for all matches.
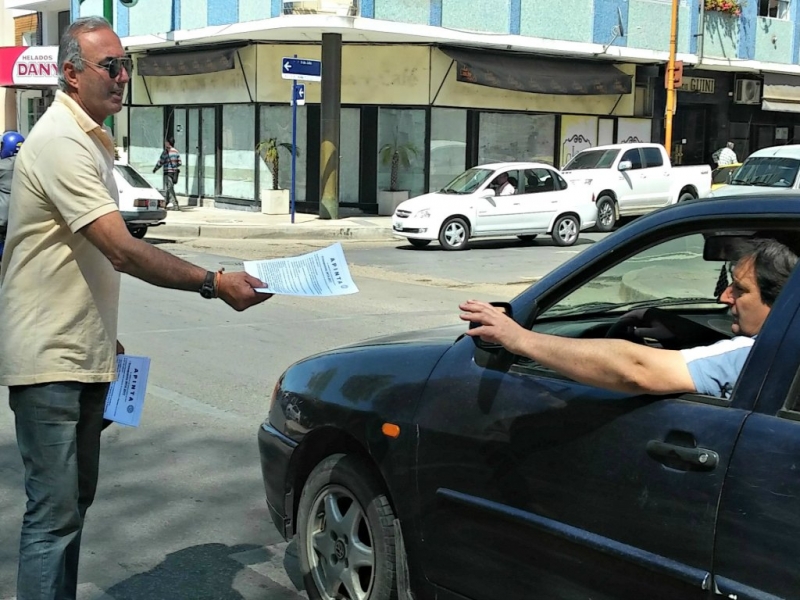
[153,136,181,210]
[0,17,272,600]
[713,141,738,166]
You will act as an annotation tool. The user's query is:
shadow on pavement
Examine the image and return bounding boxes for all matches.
[394,236,599,252]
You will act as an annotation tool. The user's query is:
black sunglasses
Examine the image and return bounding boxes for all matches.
[82,57,133,79]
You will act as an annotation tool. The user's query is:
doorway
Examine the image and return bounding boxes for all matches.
[672,106,709,166]
[171,107,217,204]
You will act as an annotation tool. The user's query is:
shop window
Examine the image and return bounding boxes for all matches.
[759,0,790,19]
[478,112,555,166]
[129,107,164,190]
[430,108,467,192]
[260,105,308,202]
[221,104,256,200]
[57,11,70,42]
[339,108,361,203]
[377,108,426,198]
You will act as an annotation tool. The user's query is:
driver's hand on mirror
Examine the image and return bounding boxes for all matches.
[460,300,526,353]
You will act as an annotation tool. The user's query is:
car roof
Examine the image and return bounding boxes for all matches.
[580,143,662,152]
[476,162,561,171]
[748,145,800,160]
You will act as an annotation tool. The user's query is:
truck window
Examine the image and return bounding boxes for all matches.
[620,148,643,170]
[563,149,619,170]
[642,147,664,168]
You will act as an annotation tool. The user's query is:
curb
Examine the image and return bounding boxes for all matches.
[153,224,395,241]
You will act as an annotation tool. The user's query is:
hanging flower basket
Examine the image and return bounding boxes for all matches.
[705,0,742,16]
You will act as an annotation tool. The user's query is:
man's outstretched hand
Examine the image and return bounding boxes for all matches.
[459,300,527,355]
[218,272,274,311]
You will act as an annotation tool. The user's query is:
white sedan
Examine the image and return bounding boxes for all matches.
[392,162,597,250]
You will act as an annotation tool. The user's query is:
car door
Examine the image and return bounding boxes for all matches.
[508,168,567,233]
[711,274,800,600]
[640,146,671,207]
[617,148,648,211]
[473,169,521,234]
[412,230,757,600]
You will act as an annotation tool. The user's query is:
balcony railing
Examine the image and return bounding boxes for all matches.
[282,0,358,17]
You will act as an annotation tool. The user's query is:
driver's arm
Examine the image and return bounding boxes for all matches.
[460,300,696,395]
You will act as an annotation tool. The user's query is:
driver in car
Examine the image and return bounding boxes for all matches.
[460,238,797,399]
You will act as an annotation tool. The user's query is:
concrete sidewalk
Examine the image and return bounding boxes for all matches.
[153,206,395,240]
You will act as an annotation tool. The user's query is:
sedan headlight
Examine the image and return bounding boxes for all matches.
[413,209,431,219]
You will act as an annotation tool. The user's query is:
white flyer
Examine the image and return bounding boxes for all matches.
[103,355,151,427]
[243,242,359,297]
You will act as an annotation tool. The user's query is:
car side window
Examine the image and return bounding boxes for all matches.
[555,172,567,190]
[642,148,664,168]
[523,168,558,194]
[780,369,800,420]
[621,149,643,170]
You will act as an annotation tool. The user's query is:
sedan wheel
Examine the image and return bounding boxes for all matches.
[129,227,147,239]
[298,454,397,600]
[552,215,580,247]
[595,197,615,232]
[438,217,469,251]
[678,191,696,203]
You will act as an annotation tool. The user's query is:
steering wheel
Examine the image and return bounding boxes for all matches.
[604,307,706,350]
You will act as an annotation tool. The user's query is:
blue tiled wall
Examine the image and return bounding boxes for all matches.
[754,18,794,63]
[374,0,429,25]
[627,0,691,53]
[209,0,238,26]
[593,0,627,47]
[738,0,757,59]
[441,0,510,34]
[183,0,209,30]
[128,0,172,35]
[116,0,130,37]
[703,11,740,59]
[239,0,271,22]
[522,0,593,43]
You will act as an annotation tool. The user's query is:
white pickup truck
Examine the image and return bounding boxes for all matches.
[562,143,712,232]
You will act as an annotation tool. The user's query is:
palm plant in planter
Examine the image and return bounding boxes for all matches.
[377,140,419,216]
[256,138,300,214]
[256,138,300,190]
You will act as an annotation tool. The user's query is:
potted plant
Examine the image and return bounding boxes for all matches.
[256,138,300,214]
[377,139,418,216]
[704,0,742,16]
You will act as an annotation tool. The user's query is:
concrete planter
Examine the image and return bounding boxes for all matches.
[377,190,409,216]
[261,189,290,215]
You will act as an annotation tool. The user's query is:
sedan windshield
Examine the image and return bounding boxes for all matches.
[563,149,619,171]
[730,157,800,188]
[440,168,494,194]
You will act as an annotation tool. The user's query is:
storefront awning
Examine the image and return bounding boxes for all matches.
[0,46,58,88]
[441,46,632,96]
[762,73,800,113]
[138,47,241,77]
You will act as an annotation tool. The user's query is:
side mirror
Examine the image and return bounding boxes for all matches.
[470,302,513,351]
[481,188,496,198]
[618,160,633,172]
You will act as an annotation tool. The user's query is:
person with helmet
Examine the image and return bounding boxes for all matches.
[0,131,25,257]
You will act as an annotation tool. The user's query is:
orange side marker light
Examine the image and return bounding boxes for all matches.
[382,423,401,438]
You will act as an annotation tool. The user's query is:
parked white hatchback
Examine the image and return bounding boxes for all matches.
[392,162,597,250]
[114,162,167,239]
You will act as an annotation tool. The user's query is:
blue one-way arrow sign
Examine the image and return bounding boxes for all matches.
[292,84,306,106]
[282,57,322,82]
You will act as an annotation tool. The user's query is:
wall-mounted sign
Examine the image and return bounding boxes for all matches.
[0,46,58,87]
[679,77,715,94]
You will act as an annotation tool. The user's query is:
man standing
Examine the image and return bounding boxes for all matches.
[715,141,738,167]
[0,17,272,600]
[153,136,181,210]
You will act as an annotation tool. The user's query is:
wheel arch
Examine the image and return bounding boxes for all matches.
[548,211,581,233]
[286,426,393,536]
[676,184,698,203]
[439,213,473,236]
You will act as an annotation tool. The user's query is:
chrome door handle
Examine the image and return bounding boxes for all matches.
[646,440,719,470]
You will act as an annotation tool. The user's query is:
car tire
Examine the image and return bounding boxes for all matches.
[408,239,431,248]
[678,191,696,203]
[129,227,147,239]
[595,196,616,232]
[552,215,580,247]
[438,217,469,251]
[517,235,538,242]
[297,453,397,600]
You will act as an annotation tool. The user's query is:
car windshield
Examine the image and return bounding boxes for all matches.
[541,234,723,318]
[115,165,153,189]
[440,168,494,194]
[712,165,738,186]
[729,157,800,188]
[563,149,619,170]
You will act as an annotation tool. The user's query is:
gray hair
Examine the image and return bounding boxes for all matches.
[57,16,112,91]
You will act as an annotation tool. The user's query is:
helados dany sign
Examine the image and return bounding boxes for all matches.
[0,46,58,87]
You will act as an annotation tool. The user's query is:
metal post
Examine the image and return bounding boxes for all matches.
[291,64,298,224]
[319,33,342,220]
[664,0,679,157]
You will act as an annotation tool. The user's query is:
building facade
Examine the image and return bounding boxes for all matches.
[5,0,800,212]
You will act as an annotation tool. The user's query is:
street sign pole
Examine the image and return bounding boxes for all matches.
[291,71,298,224]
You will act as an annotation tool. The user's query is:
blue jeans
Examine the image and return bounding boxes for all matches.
[9,382,108,600]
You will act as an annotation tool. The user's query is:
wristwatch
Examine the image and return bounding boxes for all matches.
[199,271,216,299]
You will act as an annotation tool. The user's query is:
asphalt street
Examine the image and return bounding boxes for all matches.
[0,237,601,600]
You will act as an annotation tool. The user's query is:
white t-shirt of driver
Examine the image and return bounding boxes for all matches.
[680,336,755,399]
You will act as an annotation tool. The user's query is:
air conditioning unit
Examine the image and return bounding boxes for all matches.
[734,79,762,105]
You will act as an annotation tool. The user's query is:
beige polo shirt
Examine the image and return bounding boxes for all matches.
[0,91,121,386]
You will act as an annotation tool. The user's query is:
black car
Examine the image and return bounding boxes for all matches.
[259,195,800,600]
